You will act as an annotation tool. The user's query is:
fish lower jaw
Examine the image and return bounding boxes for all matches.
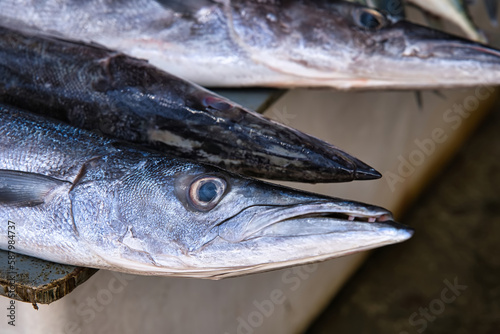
[92,237,409,280]
[207,238,412,280]
[78,221,413,279]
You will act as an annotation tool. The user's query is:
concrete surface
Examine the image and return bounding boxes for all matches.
[306,95,500,334]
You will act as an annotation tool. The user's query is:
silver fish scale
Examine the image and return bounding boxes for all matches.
[0,187,82,261]
[0,0,167,36]
[0,106,199,181]
[0,0,260,86]
[0,105,413,277]
[0,107,115,181]
[0,106,203,268]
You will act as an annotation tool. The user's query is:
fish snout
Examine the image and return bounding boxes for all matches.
[217,201,412,243]
[395,21,500,63]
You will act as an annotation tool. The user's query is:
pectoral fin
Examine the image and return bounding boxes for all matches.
[0,170,68,206]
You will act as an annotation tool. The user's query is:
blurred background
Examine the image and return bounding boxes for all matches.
[306,2,500,333]
[306,92,500,334]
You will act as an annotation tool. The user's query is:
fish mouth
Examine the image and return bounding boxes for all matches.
[217,201,412,243]
[396,20,500,63]
[171,200,414,279]
[422,42,500,62]
[342,20,500,89]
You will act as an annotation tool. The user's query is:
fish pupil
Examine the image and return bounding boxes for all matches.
[360,12,380,29]
[198,182,217,202]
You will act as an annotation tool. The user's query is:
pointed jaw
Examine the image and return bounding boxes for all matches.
[217,201,406,242]
[92,165,411,279]
[167,200,413,279]
[352,158,381,180]
[357,20,500,88]
[161,88,382,183]
[235,104,382,182]
[397,20,500,62]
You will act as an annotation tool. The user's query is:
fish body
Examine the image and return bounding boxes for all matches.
[1,0,500,89]
[0,24,380,183]
[407,0,487,43]
[0,106,413,279]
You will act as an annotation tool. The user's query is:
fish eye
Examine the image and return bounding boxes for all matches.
[188,176,227,211]
[354,8,387,30]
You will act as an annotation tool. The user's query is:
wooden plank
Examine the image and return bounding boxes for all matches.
[0,251,97,307]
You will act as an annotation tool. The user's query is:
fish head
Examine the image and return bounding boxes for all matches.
[344,15,500,88]
[99,52,380,183]
[228,0,500,89]
[175,87,381,182]
[75,158,412,278]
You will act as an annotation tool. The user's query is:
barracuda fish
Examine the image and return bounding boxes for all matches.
[0,25,380,184]
[407,0,487,43]
[2,1,500,89]
[0,106,413,279]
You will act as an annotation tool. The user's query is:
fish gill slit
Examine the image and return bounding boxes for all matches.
[68,156,105,236]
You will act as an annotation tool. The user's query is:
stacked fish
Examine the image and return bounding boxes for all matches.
[0,0,499,279]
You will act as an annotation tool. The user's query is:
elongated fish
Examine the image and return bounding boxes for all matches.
[407,0,487,43]
[0,106,413,279]
[0,25,380,184]
[1,0,500,89]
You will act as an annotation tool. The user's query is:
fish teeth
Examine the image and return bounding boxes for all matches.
[346,215,378,222]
